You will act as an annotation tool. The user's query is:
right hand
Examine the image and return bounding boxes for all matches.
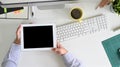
[52,42,68,55]
[96,0,111,9]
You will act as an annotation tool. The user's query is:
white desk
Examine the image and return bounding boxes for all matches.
[0,0,120,67]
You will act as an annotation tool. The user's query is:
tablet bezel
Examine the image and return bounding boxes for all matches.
[21,24,56,51]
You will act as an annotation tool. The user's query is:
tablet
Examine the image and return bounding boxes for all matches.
[21,24,56,51]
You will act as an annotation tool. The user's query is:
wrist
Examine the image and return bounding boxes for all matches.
[62,51,70,57]
[62,50,68,55]
[13,43,21,46]
[14,38,20,45]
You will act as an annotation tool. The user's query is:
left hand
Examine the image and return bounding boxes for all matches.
[14,25,21,45]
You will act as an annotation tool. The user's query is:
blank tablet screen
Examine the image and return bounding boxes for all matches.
[23,26,53,49]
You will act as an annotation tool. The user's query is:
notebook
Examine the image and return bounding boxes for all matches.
[102,34,120,67]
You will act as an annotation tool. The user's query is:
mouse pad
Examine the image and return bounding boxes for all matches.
[102,34,120,67]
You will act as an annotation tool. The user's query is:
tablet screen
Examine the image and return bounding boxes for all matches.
[22,24,56,50]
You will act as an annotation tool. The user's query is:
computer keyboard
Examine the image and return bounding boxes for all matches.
[57,14,107,42]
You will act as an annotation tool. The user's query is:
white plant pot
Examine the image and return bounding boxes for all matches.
[110,4,120,16]
[110,5,115,13]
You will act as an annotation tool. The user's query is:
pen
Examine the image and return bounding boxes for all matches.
[4,8,7,13]
[113,26,120,32]
[4,8,7,18]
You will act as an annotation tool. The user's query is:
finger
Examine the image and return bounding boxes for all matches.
[100,0,109,7]
[97,0,103,8]
[57,42,62,48]
[96,2,103,9]
[52,48,56,51]
[96,3,101,9]
[96,6,99,9]
[57,44,60,48]
[100,2,107,7]
[57,41,60,45]
[96,0,107,8]
[16,25,21,34]
[53,48,59,52]
[56,51,61,55]
[58,44,62,48]
[16,25,22,39]
[52,48,59,52]
[17,25,21,31]
[57,42,60,48]
[55,49,60,54]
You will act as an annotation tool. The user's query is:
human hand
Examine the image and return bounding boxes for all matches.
[96,0,111,9]
[52,42,68,55]
[14,25,21,45]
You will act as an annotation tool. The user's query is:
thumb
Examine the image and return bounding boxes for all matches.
[52,48,56,52]
[52,48,59,52]
[58,44,63,48]
[57,42,63,48]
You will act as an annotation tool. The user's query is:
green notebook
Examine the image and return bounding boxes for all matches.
[102,34,120,67]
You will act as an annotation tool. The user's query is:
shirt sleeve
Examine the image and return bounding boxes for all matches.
[1,43,21,67]
[62,52,84,67]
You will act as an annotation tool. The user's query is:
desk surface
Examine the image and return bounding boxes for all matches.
[0,0,120,67]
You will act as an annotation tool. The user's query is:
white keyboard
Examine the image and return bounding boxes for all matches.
[57,14,107,42]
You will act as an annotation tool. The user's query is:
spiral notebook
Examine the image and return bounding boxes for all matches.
[102,34,120,67]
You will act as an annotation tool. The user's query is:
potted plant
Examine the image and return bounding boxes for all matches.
[111,0,120,15]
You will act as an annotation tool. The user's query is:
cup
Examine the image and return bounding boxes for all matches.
[70,7,83,22]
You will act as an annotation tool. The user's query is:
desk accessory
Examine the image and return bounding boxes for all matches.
[113,26,120,32]
[70,7,83,22]
[102,34,120,67]
[0,6,28,19]
[0,6,23,14]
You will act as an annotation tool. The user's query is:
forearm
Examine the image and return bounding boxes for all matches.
[63,52,83,67]
[2,43,21,67]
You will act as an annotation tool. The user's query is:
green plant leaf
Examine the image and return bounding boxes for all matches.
[112,0,120,14]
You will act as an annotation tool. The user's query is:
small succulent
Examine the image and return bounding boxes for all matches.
[112,0,120,15]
